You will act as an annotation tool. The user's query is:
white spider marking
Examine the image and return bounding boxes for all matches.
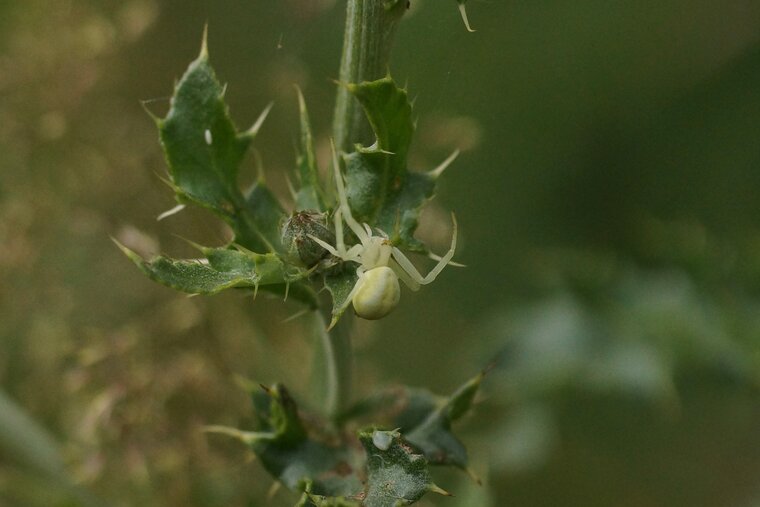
[309,142,458,325]
[204,129,213,145]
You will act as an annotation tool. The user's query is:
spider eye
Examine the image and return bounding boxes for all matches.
[352,266,400,320]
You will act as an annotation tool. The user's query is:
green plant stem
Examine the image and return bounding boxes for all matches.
[321,0,406,421]
[332,0,407,152]
[317,312,354,420]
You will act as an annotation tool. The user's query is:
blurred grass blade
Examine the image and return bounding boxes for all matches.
[0,390,103,507]
[0,390,66,477]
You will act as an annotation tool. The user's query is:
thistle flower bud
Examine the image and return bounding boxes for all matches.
[281,210,335,267]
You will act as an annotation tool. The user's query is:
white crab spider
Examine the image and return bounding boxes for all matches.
[310,144,458,323]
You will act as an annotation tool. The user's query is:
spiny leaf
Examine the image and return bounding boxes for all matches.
[116,241,317,307]
[230,390,442,506]
[228,385,362,497]
[295,483,361,507]
[295,87,327,211]
[239,181,288,254]
[215,385,465,506]
[342,77,439,252]
[336,387,438,431]
[339,372,484,474]
[261,384,308,445]
[404,371,484,470]
[297,495,361,507]
[360,429,443,507]
[156,35,284,254]
[346,77,413,160]
[324,266,360,327]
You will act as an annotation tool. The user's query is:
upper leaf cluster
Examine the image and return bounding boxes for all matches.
[120,35,452,322]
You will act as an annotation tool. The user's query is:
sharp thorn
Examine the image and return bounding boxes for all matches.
[429,149,460,179]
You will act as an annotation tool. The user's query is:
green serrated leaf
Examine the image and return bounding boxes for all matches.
[339,372,483,473]
[337,387,439,432]
[117,241,317,307]
[217,387,464,506]
[347,77,413,160]
[295,87,326,211]
[264,384,308,445]
[323,266,360,327]
[156,36,284,253]
[404,372,484,470]
[243,385,362,497]
[239,181,287,253]
[343,77,437,252]
[119,243,263,293]
[359,429,436,507]
[296,486,361,507]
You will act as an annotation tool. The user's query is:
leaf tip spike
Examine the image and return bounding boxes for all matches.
[294,84,306,111]
[157,203,186,221]
[465,466,482,485]
[429,483,453,497]
[245,102,274,138]
[202,425,258,445]
[200,24,210,58]
[429,149,460,179]
[139,99,161,123]
[110,236,128,253]
[458,2,476,33]
[111,237,143,264]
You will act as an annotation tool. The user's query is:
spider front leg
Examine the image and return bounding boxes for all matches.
[334,208,346,256]
[330,141,370,244]
[308,208,362,263]
[391,213,458,288]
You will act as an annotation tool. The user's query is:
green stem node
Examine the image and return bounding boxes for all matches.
[332,0,407,152]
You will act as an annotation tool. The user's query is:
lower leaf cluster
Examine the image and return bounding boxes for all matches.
[210,373,483,507]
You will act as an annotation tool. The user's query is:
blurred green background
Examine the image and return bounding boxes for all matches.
[2,1,760,505]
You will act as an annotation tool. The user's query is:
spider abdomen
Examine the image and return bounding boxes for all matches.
[352,266,400,320]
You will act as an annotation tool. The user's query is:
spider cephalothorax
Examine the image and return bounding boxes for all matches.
[310,145,457,322]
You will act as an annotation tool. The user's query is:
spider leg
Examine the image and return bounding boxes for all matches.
[458,2,476,33]
[428,251,466,267]
[429,149,460,179]
[345,244,364,262]
[391,247,426,285]
[334,208,346,256]
[391,213,458,285]
[308,234,342,259]
[330,140,370,243]
[421,212,458,283]
[390,258,421,291]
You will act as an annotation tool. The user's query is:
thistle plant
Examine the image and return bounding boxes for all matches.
[118,2,482,505]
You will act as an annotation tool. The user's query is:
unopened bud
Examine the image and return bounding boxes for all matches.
[281,210,335,267]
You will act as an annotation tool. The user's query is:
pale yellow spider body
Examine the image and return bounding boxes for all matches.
[352,266,400,320]
[311,144,458,322]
